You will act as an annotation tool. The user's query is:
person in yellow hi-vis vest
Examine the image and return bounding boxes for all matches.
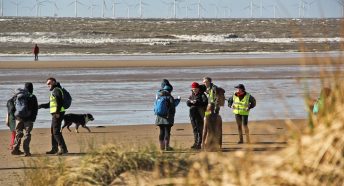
[228,84,256,144]
[39,77,68,155]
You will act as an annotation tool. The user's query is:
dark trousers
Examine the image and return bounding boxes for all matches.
[50,112,67,152]
[235,114,249,141]
[159,125,172,142]
[34,54,38,60]
[189,106,204,146]
[13,119,33,154]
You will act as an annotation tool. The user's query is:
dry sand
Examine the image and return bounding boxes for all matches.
[0,119,306,186]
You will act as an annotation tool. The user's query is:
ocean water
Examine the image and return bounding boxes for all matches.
[1,63,339,130]
[0,18,342,54]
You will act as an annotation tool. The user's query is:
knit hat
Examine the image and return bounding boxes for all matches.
[191,82,199,89]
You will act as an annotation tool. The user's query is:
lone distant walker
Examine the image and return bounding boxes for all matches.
[33,44,39,60]
[228,84,256,144]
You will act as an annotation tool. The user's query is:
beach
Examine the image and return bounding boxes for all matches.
[0,119,305,186]
[0,55,342,185]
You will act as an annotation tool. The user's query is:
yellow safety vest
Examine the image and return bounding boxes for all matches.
[49,88,65,113]
[208,87,216,103]
[233,93,250,115]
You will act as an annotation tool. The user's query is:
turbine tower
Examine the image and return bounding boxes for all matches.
[338,0,344,17]
[195,0,205,18]
[210,3,219,18]
[68,0,86,17]
[88,0,98,18]
[11,0,20,16]
[49,0,59,17]
[182,0,192,18]
[101,0,107,18]
[0,0,3,16]
[244,0,258,18]
[112,0,120,18]
[138,0,148,19]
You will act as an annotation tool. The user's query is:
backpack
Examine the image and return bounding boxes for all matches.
[216,87,226,107]
[14,88,31,118]
[61,87,72,109]
[154,95,171,117]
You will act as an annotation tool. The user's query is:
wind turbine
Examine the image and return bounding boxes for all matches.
[137,0,148,19]
[11,0,21,16]
[124,3,134,18]
[337,0,344,17]
[266,4,279,18]
[68,0,86,17]
[210,3,219,18]
[101,0,108,18]
[88,0,98,18]
[111,0,120,18]
[298,0,307,18]
[181,0,192,18]
[222,6,231,18]
[0,0,3,16]
[48,0,59,17]
[244,0,259,18]
[194,0,205,18]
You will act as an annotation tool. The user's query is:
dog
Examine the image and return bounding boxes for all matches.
[62,113,94,133]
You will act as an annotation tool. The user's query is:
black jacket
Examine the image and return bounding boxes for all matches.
[28,94,38,122]
[187,91,208,108]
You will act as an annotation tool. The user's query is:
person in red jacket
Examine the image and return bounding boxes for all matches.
[33,44,39,60]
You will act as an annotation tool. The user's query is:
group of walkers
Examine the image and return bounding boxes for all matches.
[5,77,68,156]
[154,77,256,151]
[6,75,256,155]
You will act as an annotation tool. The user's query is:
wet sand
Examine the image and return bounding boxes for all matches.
[0,56,341,69]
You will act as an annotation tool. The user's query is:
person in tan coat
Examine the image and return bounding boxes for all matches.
[201,103,222,151]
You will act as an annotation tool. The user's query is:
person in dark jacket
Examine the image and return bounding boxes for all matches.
[186,82,208,150]
[155,84,180,151]
[33,44,39,60]
[11,82,38,156]
[228,84,256,144]
[39,77,68,155]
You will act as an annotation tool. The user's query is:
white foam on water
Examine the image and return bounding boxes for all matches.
[0,32,343,45]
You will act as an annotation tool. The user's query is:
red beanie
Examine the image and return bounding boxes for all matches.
[191,82,199,88]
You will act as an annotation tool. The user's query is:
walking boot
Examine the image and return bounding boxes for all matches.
[237,123,244,144]
[237,135,244,144]
[159,140,164,150]
[46,147,58,154]
[164,140,173,151]
[11,149,24,155]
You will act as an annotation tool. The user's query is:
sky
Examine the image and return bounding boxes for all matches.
[1,0,343,19]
